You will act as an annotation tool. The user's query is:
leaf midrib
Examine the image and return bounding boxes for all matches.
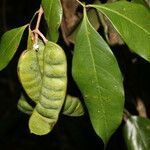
[83,16,108,139]
[94,5,150,35]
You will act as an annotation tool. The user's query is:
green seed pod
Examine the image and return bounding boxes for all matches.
[63,95,84,117]
[17,94,84,117]
[17,94,33,115]
[18,41,67,135]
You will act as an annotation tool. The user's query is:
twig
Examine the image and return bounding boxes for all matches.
[34,6,44,45]
[33,29,48,44]
[75,0,85,7]
[29,10,39,28]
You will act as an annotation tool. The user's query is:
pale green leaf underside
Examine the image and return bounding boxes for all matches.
[91,1,150,61]
[123,116,150,150]
[0,25,27,70]
[72,9,124,144]
[18,41,67,135]
[42,0,62,42]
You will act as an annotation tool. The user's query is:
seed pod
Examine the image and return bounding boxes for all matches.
[18,41,67,135]
[17,94,33,115]
[63,95,84,116]
[17,94,84,117]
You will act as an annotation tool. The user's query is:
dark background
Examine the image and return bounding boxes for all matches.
[0,0,150,149]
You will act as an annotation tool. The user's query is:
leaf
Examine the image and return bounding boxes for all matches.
[42,0,62,42]
[72,8,124,144]
[132,0,149,8]
[63,95,84,117]
[88,8,100,32]
[18,41,67,135]
[123,116,150,150]
[132,0,146,5]
[91,1,150,61]
[68,8,100,44]
[17,94,33,115]
[0,25,27,71]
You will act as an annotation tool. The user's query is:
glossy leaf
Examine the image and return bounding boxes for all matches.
[63,95,84,117]
[72,8,124,144]
[18,41,67,135]
[0,25,27,70]
[91,1,150,61]
[17,94,33,115]
[123,116,150,150]
[42,0,62,42]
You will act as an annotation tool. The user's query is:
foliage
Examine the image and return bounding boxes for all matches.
[0,0,150,149]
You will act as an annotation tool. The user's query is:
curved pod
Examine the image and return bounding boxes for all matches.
[18,41,67,135]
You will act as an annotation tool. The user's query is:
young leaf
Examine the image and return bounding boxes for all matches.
[91,1,150,61]
[42,0,62,42]
[0,25,27,70]
[123,116,150,150]
[18,41,67,135]
[63,95,84,117]
[72,8,124,144]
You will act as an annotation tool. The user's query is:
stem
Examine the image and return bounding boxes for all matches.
[76,0,85,7]
[33,29,48,44]
[34,6,44,45]
[29,11,39,28]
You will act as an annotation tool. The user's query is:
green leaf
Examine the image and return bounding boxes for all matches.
[88,8,100,32]
[18,41,67,135]
[132,0,149,8]
[63,95,84,117]
[68,8,100,44]
[123,116,150,150]
[17,94,33,115]
[42,0,62,42]
[0,25,27,70]
[91,1,150,61]
[132,0,146,5]
[72,8,124,144]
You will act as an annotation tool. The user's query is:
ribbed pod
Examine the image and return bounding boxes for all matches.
[18,41,67,135]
